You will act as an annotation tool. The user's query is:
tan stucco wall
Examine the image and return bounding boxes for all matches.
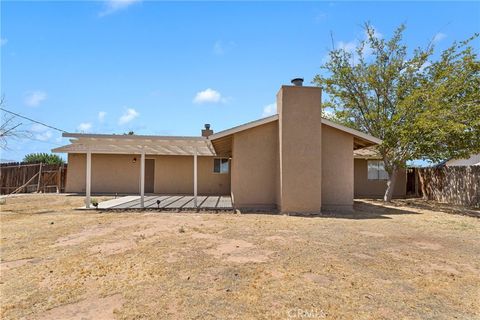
[66,153,140,193]
[66,153,230,195]
[231,121,279,209]
[321,125,354,211]
[278,86,322,213]
[354,159,406,198]
[153,155,230,195]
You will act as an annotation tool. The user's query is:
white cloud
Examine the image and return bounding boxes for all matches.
[35,131,53,141]
[213,40,236,55]
[98,111,107,122]
[336,40,357,53]
[31,124,52,141]
[433,32,447,43]
[118,108,139,125]
[0,38,7,46]
[262,103,277,117]
[323,25,383,64]
[24,90,47,107]
[99,0,142,17]
[77,122,92,132]
[193,88,225,104]
[420,61,432,71]
[364,26,383,40]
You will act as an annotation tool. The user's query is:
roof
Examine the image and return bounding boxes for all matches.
[320,118,382,149]
[52,133,216,156]
[353,146,382,159]
[445,153,480,166]
[53,116,382,157]
[209,115,279,140]
[209,115,382,156]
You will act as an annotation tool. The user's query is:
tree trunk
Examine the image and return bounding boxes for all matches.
[383,167,398,202]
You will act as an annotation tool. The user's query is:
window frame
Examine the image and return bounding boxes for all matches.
[213,157,230,174]
[367,160,388,181]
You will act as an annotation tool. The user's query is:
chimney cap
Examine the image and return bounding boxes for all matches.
[291,78,304,86]
[204,123,211,130]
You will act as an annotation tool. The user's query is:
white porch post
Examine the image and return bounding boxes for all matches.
[140,149,145,208]
[194,148,198,208]
[85,150,92,208]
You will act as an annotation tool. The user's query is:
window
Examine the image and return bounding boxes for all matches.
[367,160,388,180]
[213,158,229,174]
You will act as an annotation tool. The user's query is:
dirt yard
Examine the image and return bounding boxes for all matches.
[1,195,479,320]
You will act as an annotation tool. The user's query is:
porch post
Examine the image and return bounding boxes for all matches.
[85,150,92,208]
[140,149,145,208]
[194,148,198,208]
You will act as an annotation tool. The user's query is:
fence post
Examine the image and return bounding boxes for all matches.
[36,163,43,193]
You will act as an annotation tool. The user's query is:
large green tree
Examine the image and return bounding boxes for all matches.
[23,153,65,165]
[314,23,480,201]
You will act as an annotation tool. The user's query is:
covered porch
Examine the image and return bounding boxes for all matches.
[53,133,226,210]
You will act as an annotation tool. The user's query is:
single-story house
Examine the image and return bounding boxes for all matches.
[53,80,402,213]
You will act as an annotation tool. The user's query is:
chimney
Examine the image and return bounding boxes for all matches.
[201,123,213,137]
[277,81,322,213]
[291,78,304,86]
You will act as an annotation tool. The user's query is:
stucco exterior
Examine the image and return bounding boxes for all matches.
[58,83,389,213]
[354,159,406,198]
[230,121,279,209]
[321,124,354,211]
[278,86,322,213]
[66,153,230,195]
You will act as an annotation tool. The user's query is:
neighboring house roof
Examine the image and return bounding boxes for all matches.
[445,153,480,166]
[52,133,216,156]
[353,146,382,159]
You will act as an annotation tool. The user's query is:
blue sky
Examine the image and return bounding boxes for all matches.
[1,0,479,162]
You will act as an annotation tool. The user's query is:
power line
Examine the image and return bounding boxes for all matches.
[0,107,67,133]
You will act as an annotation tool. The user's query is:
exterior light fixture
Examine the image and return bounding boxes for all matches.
[133,157,137,163]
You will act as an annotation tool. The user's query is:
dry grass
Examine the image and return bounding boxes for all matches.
[1,195,479,319]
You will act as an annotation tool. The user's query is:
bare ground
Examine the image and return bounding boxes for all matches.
[1,195,479,320]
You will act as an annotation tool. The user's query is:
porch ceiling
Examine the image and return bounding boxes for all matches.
[210,135,233,157]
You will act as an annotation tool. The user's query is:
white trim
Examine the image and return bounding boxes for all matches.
[209,115,279,141]
[321,118,382,145]
[208,115,381,146]
[63,133,206,141]
[85,151,91,208]
[194,149,198,208]
[140,150,145,208]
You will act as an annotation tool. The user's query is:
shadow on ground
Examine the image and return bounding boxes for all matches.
[240,200,422,220]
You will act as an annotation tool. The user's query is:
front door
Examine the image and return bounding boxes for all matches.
[145,159,155,193]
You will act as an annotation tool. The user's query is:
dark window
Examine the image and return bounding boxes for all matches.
[213,158,229,173]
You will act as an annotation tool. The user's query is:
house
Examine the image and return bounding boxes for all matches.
[54,80,389,213]
[353,147,406,198]
[445,153,480,166]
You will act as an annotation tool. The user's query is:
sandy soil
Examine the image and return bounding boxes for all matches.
[1,195,479,319]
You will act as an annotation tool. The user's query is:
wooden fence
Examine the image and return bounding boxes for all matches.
[417,166,480,208]
[0,162,67,195]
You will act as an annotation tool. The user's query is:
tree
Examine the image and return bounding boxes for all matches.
[23,153,65,165]
[0,97,31,149]
[314,23,480,201]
